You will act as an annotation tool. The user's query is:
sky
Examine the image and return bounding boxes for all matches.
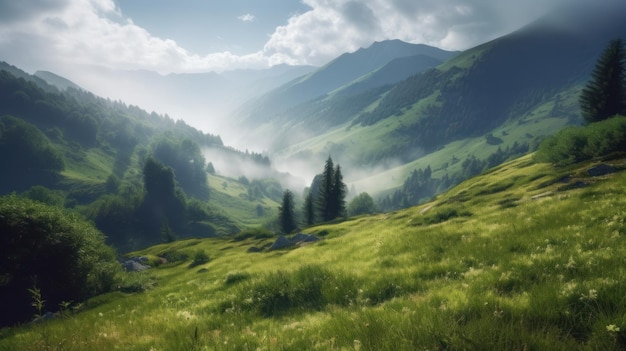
[0,0,567,75]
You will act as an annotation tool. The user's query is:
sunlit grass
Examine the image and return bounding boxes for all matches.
[3,155,626,350]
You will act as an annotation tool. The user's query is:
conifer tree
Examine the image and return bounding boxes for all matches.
[303,191,315,226]
[331,164,347,219]
[278,189,297,234]
[580,38,626,123]
[317,157,335,222]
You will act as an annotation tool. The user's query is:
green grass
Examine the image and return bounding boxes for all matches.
[207,174,279,227]
[3,154,626,350]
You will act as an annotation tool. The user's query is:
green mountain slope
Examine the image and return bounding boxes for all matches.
[265,0,626,199]
[0,64,284,250]
[234,40,458,128]
[3,153,626,350]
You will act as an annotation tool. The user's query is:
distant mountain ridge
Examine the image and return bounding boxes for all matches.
[231,0,626,196]
[34,71,83,91]
[234,40,459,127]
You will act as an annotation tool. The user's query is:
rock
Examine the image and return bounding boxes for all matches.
[122,260,151,272]
[268,233,321,250]
[290,233,319,244]
[587,164,617,177]
[32,311,57,324]
[269,235,292,250]
[558,181,588,191]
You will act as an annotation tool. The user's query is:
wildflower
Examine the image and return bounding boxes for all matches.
[354,339,362,350]
[607,324,621,333]
[579,289,598,301]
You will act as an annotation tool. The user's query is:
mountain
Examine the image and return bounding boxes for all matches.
[233,40,459,127]
[0,63,293,251]
[34,70,83,91]
[243,0,626,198]
[61,63,316,133]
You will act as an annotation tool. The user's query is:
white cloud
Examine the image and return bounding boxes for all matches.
[0,0,270,73]
[237,13,255,22]
[0,0,568,74]
[263,0,567,66]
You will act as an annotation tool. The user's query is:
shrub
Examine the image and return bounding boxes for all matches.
[535,115,626,165]
[0,195,121,327]
[188,250,210,268]
[223,271,251,285]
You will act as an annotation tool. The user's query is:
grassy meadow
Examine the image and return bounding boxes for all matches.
[2,154,626,350]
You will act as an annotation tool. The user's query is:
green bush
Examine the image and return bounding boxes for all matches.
[535,115,626,165]
[223,271,251,285]
[188,250,210,268]
[0,195,121,327]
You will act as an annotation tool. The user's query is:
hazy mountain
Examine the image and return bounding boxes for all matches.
[241,0,626,195]
[58,63,316,134]
[34,70,83,91]
[234,40,459,127]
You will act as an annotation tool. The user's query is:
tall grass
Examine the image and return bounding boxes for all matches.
[3,156,626,350]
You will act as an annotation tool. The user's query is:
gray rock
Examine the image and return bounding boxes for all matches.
[269,235,292,250]
[122,260,151,272]
[290,233,319,244]
[587,164,617,177]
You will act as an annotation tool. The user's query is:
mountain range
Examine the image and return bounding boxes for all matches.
[2,0,626,219]
[222,0,626,196]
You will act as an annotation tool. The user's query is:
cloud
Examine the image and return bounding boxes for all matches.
[0,0,568,74]
[237,13,255,22]
[0,0,270,73]
[263,0,566,66]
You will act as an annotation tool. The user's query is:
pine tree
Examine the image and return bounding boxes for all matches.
[331,164,346,219]
[317,157,335,222]
[580,38,626,124]
[303,191,315,226]
[278,189,297,234]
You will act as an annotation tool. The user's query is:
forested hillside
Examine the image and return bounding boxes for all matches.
[0,63,281,251]
[255,1,626,211]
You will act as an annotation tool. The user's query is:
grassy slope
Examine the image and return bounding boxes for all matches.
[207,174,280,228]
[3,154,626,350]
[280,82,577,195]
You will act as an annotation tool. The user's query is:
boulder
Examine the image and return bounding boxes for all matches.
[587,164,617,177]
[269,235,292,250]
[122,259,151,272]
[268,233,321,250]
[290,233,319,244]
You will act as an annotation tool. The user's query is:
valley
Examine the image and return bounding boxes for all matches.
[1,0,626,349]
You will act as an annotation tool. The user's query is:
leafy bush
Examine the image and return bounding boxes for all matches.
[117,271,158,293]
[535,115,626,165]
[188,250,210,268]
[223,271,251,285]
[0,195,121,327]
[159,250,189,264]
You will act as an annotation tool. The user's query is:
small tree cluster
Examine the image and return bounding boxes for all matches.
[302,157,347,225]
[580,38,626,123]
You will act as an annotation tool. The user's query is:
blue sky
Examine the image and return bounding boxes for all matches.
[116,0,310,56]
[0,0,570,75]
